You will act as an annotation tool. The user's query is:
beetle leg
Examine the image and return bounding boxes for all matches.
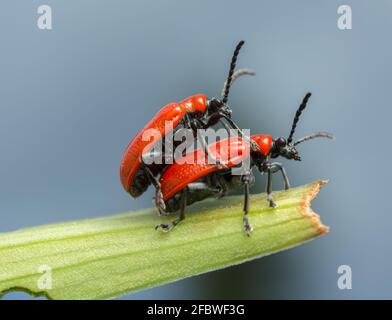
[185,114,225,167]
[155,188,187,232]
[269,162,290,190]
[197,129,222,166]
[221,115,260,152]
[183,112,192,129]
[154,188,169,216]
[242,173,253,235]
[193,120,228,169]
[265,163,276,208]
[140,162,166,214]
[219,119,231,137]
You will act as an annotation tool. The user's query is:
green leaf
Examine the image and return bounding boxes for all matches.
[0,180,329,300]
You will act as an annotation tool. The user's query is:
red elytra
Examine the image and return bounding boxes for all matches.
[159,134,272,202]
[119,94,207,194]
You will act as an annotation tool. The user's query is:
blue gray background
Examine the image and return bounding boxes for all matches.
[1,0,391,299]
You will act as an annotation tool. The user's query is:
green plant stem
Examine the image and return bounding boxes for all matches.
[0,180,329,300]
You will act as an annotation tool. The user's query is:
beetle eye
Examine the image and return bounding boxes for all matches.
[275,137,286,147]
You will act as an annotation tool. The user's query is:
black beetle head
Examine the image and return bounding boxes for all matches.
[271,137,301,161]
[207,98,232,118]
[270,93,335,161]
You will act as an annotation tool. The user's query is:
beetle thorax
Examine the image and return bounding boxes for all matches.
[250,134,273,156]
[180,94,207,113]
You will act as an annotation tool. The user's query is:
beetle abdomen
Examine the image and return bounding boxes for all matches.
[128,163,168,198]
[164,183,213,213]
[128,168,150,198]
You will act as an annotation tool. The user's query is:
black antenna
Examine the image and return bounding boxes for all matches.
[222,40,245,104]
[287,92,312,144]
[294,131,335,146]
[221,68,255,98]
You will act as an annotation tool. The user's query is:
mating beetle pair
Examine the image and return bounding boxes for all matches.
[120,41,334,234]
[120,41,256,213]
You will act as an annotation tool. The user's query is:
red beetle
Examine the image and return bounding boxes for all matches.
[120,41,256,210]
[156,93,335,234]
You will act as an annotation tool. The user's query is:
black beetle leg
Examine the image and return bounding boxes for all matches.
[269,162,290,190]
[140,161,166,214]
[192,120,228,169]
[242,172,253,235]
[221,115,260,152]
[156,188,187,232]
[265,163,276,208]
[185,114,225,167]
[219,118,232,137]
